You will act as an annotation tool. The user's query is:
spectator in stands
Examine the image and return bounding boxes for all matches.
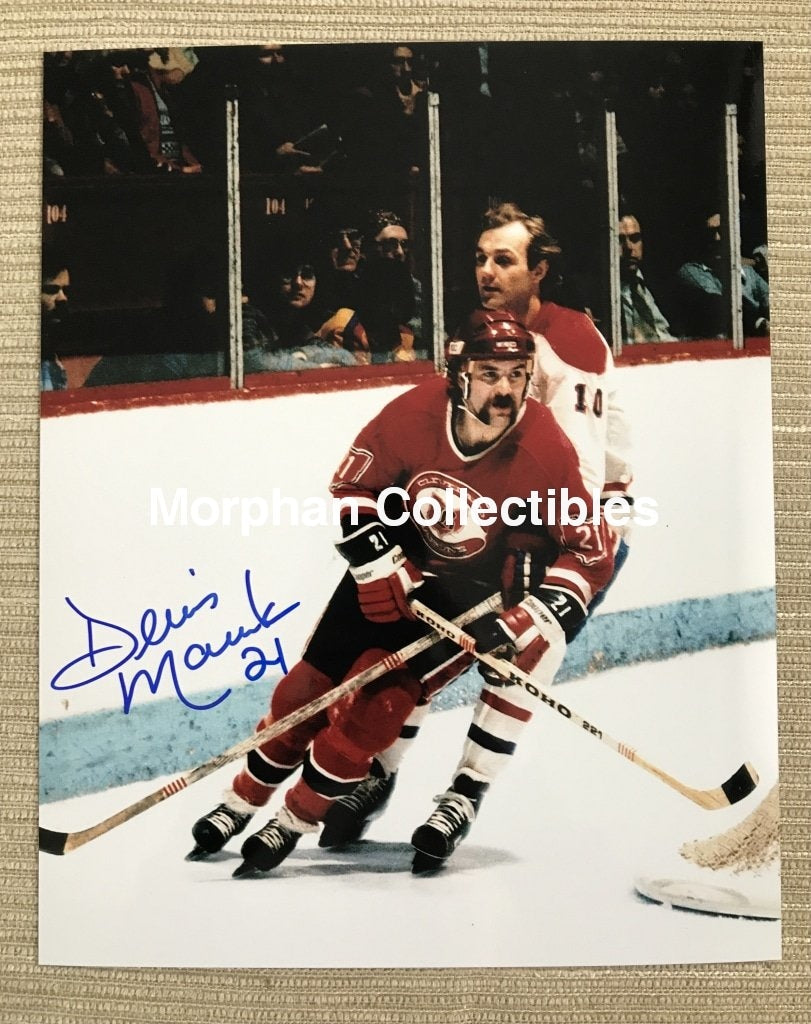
[388,44,426,118]
[43,50,100,176]
[617,214,675,343]
[130,48,203,173]
[236,45,335,176]
[41,256,71,391]
[43,94,76,177]
[317,219,364,313]
[249,249,358,371]
[315,210,421,363]
[312,209,425,363]
[367,210,410,262]
[363,209,424,349]
[85,50,154,174]
[343,44,428,188]
[329,224,363,275]
[260,251,323,346]
[675,211,770,339]
[43,49,151,176]
[752,244,768,283]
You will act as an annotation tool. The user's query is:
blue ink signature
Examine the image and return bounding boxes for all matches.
[49,569,300,714]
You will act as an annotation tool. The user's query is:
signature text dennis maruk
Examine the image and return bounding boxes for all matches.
[49,569,300,714]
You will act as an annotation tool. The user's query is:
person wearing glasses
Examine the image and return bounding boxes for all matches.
[369,211,411,263]
[344,44,428,189]
[329,225,363,275]
[617,214,675,344]
[41,256,71,391]
[316,210,424,363]
[319,221,364,314]
[248,248,357,372]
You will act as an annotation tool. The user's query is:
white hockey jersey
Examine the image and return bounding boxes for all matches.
[526,301,633,499]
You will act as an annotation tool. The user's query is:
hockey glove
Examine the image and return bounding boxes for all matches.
[337,522,423,624]
[471,589,579,683]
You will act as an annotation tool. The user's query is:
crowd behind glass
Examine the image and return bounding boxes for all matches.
[41,42,769,392]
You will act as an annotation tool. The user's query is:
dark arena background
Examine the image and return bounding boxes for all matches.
[40,41,768,413]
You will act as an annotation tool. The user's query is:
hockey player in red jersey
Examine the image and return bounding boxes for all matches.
[189,309,613,875]
[319,204,633,865]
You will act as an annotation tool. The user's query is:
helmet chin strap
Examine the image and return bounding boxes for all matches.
[454,363,520,448]
[455,397,514,447]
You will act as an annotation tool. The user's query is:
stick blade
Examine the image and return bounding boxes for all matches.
[721,762,759,805]
[39,827,68,856]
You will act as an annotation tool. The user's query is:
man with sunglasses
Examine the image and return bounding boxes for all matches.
[618,214,675,343]
[41,258,71,391]
[329,226,363,275]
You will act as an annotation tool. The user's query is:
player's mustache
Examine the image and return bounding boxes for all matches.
[490,395,515,408]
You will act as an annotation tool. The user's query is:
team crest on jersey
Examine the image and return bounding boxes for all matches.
[406,471,488,559]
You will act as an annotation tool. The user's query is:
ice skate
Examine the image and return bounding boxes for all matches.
[410,790,478,874]
[319,759,397,848]
[233,805,317,877]
[187,794,255,860]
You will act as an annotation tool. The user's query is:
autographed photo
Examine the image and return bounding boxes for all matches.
[38,41,780,968]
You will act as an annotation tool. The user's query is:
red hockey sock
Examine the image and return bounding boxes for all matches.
[231,661,335,807]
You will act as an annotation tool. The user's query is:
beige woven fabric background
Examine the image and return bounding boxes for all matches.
[2,2,808,1021]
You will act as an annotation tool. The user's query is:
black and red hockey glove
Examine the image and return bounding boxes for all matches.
[469,588,582,683]
[337,521,423,624]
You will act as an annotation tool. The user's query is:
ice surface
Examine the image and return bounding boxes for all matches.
[39,640,780,969]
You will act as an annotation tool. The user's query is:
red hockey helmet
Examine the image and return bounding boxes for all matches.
[446,308,535,364]
[446,309,535,403]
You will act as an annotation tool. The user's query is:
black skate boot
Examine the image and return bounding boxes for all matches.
[187,796,255,860]
[233,806,317,877]
[319,758,397,848]
[410,775,486,874]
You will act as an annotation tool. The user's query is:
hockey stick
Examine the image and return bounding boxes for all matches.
[39,592,501,856]
[410,600,759,811]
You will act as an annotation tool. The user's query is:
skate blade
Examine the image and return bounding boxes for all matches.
[232,860,268,879]
[411,851,447,875]
[318,825,368,849]
[185,845,214,861]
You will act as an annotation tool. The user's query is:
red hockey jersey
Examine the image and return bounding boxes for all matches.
[330,376,613,610]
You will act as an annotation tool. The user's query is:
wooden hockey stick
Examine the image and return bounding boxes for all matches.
[410,600,759,811]
[39,592,502,856]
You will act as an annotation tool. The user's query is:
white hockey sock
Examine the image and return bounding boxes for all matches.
[375,700,431,776]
